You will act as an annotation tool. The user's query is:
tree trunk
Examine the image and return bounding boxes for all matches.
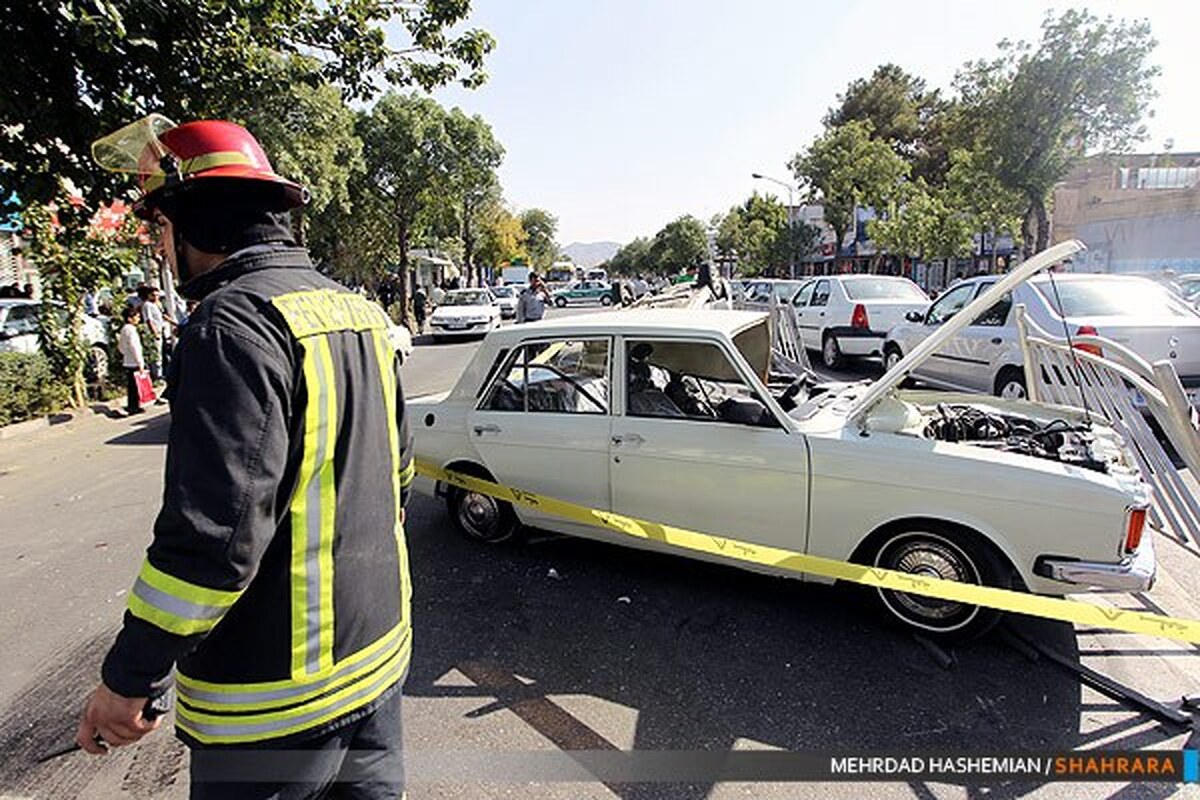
[396,209,411,329]
[1032,197,1050,255]
[1021,205,1037,261]
[462,197,474,287]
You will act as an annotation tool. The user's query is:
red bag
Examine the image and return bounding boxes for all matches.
[135,370,156,404]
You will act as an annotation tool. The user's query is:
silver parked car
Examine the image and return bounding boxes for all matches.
[884,274,1200,404]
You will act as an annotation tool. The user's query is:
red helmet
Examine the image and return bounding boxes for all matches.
[93,115,308,219]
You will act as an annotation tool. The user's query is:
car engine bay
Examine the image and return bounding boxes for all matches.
[921,403,1113,474]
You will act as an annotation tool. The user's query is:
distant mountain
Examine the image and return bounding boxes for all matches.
[561,241,620,268]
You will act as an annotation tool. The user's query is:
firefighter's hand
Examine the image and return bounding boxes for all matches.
[76,683,160,754]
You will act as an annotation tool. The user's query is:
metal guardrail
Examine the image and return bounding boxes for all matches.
[1015,305,1200,551]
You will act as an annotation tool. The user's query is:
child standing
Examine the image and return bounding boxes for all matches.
[117,305,145,415]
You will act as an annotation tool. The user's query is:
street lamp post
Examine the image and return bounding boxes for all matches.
[752,172,797,278]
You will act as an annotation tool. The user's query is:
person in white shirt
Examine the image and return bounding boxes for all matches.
[117,305,146,415]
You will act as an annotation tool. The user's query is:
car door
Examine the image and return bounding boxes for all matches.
[954,281,1016,393]
[609,336,811,561]
[469,337,613,534]
[791,281,816,347]
[918,282,978,387]
[805,279,832,350]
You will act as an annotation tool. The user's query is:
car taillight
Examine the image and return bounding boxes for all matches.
[851,303,869,330]
[1074,325,1103,356]
[1124,506,1147,553]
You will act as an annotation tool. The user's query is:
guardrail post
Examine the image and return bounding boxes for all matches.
[1014,304,1040,403]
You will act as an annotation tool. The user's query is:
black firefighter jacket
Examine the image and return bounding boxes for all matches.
[102,245,414,747]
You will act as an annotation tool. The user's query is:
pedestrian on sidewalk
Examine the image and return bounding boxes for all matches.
[136,286,166,383]
[81,117,414,799]
[117,305,145,416]
[413,285,427,333]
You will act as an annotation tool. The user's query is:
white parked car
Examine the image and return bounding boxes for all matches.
[428,288,501,341]
[410,251,1154,639]
[790,275,929,369]
[0,298,111,378]
[490,285,522,319]
[884,274,1200,404]
[740,279,808,309]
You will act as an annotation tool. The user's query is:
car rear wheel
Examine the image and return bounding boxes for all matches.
[445,466,520,545]
[995,368,1027,400]
[821,333,843,370]
[600,295,613,306]
[870,526,1010,640]
[554,296,567,308]
[85,344,109,384]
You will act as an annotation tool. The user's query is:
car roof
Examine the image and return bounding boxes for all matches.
[486,308,767,342]
[0,298,37,307]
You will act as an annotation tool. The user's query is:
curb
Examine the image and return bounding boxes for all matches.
[0,397,163,442]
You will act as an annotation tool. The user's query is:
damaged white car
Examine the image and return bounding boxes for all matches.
[409,241,1154,638]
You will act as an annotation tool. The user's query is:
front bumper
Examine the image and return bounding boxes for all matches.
[1036,532,1156,592]
[431,320,491,336]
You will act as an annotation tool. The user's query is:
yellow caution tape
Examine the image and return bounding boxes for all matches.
[416,460,1200,644]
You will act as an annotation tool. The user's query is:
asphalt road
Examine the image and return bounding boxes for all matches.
[1,303,1198,799]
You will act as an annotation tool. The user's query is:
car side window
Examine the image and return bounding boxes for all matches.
[482,339,610,414]
[925,283,975,325]
[971,283,1013,327]
[3,305,37,335]
[625,339,779,428]
[810,280,831,307]
[793,282,815,307]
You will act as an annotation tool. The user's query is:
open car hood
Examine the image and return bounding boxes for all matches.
[847,239,1086,425]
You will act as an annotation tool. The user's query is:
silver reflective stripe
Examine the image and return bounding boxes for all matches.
[179,647,407,740]
[178,625,410,706]
[132,578,227,622]
[304,347,331,675]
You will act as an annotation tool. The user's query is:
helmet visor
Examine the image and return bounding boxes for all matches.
[91,114,178,177]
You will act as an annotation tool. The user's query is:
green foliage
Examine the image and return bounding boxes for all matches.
[953,8,1159,252]
[790,121,910,253]
[649,216,708,275]
[869,182,975,262]
[713,193,820,276]
[0,352,71,427]
[944,148,1025,243]
[608,237,654,276]
[476,203,527,270]
[25,187,140,407]
[1,0,494,206]
[443,109,505,283]
[519,209,559,270]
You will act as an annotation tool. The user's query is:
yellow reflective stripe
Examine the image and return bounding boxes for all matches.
[272,290,391,339]
[178,620,408,695]
[142,151,255,191]
[290,336,339,679]
[177,645,409,745]
[138,561,241,608]
[371,329,411,613]
[128,593,220,636]
[417,461,1200,645]
[398,459,415,489]
[127,561,243,636]
[177,624,410,712]
[315,336,338,675]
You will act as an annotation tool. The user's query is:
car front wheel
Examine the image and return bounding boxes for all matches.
[883,344,903,372]
[995,368,1027,400]
[870,526,1010,640]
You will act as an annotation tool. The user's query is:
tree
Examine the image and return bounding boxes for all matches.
[868,181,975,264]
[649,216,707,275]
[954,9,1159,254]
[944,148,1025,267]
[476,203,527,271]
[519,209,558,270]
[25,187,141,407]
[444,109,504,286]
[609,237,654,276]
[1,0,494,206]
[825,64,942,164]
[789,121,910,260]
[357,92,452,317]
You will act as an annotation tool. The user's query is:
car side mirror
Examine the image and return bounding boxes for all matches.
[905,310,924,323]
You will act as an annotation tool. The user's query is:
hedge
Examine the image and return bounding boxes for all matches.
[0,352,71,427]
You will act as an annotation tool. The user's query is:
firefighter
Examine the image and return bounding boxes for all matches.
[79,116,414,798]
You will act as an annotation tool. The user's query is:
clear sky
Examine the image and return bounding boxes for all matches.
[421,0,1199,245]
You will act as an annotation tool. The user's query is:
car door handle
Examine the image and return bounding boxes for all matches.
[819,312,825,317]
[612,433,645,446]
[473,424,502,436]
[991,337,1002,345]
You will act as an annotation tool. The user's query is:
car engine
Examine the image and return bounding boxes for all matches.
[922,403,1111,474]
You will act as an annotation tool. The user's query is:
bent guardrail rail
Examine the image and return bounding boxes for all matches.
[1015,304,1200,552]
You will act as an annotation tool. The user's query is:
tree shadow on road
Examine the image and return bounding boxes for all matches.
[105,413,171,446]
[403,495,1186,799]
